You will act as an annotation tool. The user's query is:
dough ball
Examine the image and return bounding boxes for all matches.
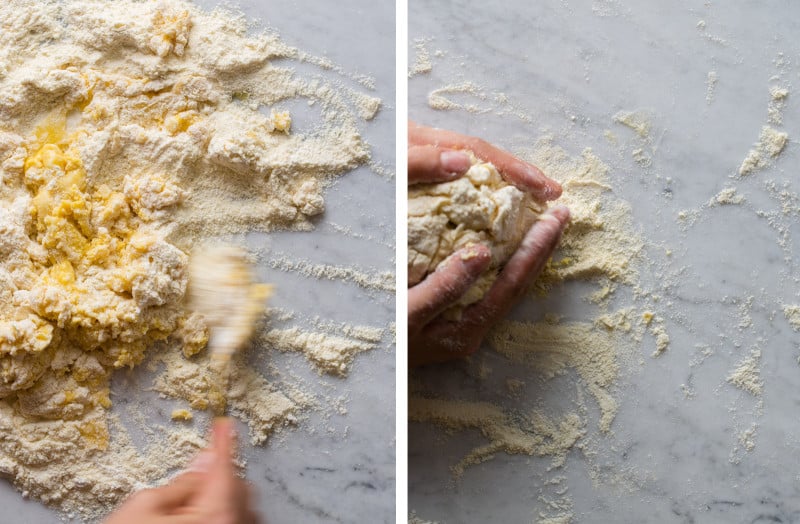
[407,154,544,316]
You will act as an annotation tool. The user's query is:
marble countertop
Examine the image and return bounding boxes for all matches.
[409,1,800,523]
[0,1,395,522]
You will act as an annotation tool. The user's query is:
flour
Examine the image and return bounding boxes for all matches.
[768,86,789,125]
[428,83,485,112]
[706,71,718,104]
[738,423,757,452]
[613,110,652,139]
[527,138,643,287]
[264,255,395,293]
[489,319,621,432]
[709,187,744,206]
[783,305,800,331]
[261,327,379,376]
[0,0,379,519]
[409,38,433,78]
[408,397,585,477]
[649,322,670,357]
[738,126,789,176]
[409,512,441,524]
[0,406,205,522]
[738,86,790,176]
[153,349,305,445]
[427,82,534,122]
[726,349,763,396]
[408,155,544,317]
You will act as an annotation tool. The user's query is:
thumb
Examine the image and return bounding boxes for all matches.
[199,418,238,505]
[408,244,491,331]
[408,146,471,184]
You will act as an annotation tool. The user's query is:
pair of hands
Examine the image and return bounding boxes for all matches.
[408,122,570,367]
[106,418,258,524]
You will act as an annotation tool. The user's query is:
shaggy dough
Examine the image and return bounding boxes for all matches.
[408,154,544,315]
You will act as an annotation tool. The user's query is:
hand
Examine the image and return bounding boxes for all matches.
[408,121,562,199]
[105,418,259,524]
[408,122,569,367]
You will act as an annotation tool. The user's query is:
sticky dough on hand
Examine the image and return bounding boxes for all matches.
[407,154,545,318]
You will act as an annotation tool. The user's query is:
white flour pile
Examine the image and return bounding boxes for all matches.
[0,0,384,519]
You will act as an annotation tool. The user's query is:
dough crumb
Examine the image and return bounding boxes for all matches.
[171,409,193,421]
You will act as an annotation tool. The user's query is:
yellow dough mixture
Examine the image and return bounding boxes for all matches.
[0,0,378,518]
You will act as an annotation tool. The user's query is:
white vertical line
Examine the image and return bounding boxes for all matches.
[395,0,409,520]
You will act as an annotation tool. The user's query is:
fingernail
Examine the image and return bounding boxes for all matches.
[187,450,214,473]
[440,150,471,174]
[545,205,570,223]
[547,181,563,199]
[524,165,561,199]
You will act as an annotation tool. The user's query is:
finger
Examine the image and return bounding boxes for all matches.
[185,449,214,474]
[202,417,238,504]
[148,473,203,510]
[464,206,570,328]
[408,122,561,201]
[408,145,471,184]
[408,244,491,331]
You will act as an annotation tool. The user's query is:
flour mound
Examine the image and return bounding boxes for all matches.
[408,156,544,311]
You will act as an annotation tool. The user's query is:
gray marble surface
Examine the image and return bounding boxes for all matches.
[409,1,800,523]
[0,1,395,522]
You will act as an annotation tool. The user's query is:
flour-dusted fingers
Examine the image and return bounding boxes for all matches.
[408,122,562,201]
[464,206,570,329]
[408,145,472,184]
[408,206,568,368]
[408,244,492,333]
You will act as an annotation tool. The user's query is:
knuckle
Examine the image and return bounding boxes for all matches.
[464,136,487,152]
